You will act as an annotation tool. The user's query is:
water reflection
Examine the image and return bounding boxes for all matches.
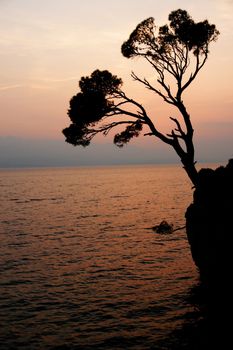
[163,280,231,349]
[1,166,223,349]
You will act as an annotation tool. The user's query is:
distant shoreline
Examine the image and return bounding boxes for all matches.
[0,162,222,172]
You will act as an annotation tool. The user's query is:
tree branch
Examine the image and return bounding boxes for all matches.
[180,51,208,95]
[169,117,186,138]
[117,88,175,145]
[131,71,175,105]
[89,120,140,137]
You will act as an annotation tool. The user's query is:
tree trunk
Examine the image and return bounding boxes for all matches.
[182,160,198,187]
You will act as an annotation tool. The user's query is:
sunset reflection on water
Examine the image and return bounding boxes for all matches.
[0,165,203,349]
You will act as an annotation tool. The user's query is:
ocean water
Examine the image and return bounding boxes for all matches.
[0,165,206,349]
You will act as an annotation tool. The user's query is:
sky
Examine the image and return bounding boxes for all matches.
[0,0,233,167]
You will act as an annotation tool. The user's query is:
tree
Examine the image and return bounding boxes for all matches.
[63,9,219,187]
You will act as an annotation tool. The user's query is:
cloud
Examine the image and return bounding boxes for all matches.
[0,131,232,169]
[0,136,177,168]
[35,77,78,84]
[0,84,23,91]
[0,77,78,92]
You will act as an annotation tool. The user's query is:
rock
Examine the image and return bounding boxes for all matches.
[185,159,233,283]
[152,220,173,234]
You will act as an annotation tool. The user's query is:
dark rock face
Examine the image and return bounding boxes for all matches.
[185,159,233,282]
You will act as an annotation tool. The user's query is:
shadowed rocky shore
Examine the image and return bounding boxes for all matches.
[185,160,233,346]
[186,159,233,283]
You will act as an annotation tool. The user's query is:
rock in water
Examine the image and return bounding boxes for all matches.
[152,220,173,234]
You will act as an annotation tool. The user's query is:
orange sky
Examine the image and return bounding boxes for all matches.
[0,0,232,166]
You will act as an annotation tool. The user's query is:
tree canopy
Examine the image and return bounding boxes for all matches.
[63,9,219,186]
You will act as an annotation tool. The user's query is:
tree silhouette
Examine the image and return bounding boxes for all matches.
[63,9,219,186]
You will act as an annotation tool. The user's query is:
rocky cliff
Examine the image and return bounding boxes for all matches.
[186,159,233,283]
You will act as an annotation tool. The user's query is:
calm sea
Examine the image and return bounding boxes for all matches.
[0,165,208,349]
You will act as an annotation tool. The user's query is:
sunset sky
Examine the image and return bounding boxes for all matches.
[0,0,233,167]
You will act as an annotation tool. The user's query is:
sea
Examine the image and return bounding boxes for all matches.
[0,164,214,349]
